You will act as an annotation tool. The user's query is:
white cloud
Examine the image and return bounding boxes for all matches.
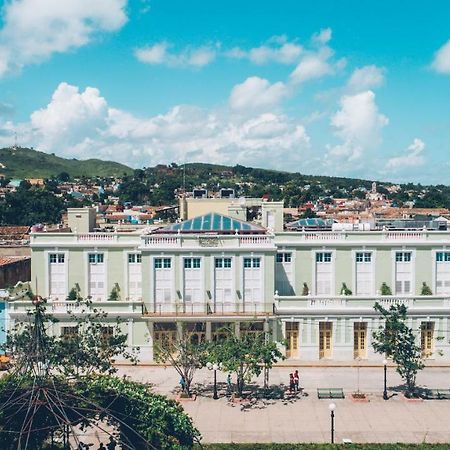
[386,138,426,170]
[431,39,450,74]
[0,0,127,77]
[134,42,217,68]
[0,82,310,171]
[225,37,302,65]
[328,90,388,161]
[289,47,335,84]
[229,77,288,112]
[30,82,108,156]
[312,28,332,45]
[347,65,385,92]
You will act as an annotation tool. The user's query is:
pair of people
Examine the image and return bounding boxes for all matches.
[289,370,300,393]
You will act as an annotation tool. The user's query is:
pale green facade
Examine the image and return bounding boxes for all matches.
[9,226,450,362]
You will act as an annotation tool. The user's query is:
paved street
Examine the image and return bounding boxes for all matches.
[117,365,450,444]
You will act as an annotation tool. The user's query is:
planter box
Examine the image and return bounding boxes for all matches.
[351,393,369,403]
[176,393,197,402]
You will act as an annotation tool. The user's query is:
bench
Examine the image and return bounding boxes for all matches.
[317,388,345,399]
[422,389,450,400]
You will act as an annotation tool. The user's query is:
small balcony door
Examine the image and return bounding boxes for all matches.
[421,322,434,358]
[319,322,332,359]
[286,322,299,358]
[353,322,367,359]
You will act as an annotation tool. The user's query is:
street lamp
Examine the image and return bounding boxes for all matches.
[328,403,336,444]
[383,359,388,400]
[207,362,222,400]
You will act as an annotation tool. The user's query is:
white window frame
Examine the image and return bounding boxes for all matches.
[241,254,264,306]
[181,256,204,304]
[391,249,415,296]
[45,250,69,299]
[124,251,142,301]
[352,249,376,296]
[83,250,108,301]
[152,256,174,306]
[311,249,336,296]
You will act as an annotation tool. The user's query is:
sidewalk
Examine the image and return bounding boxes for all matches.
[117,366,450,444]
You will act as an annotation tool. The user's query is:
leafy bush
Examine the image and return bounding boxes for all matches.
[380,282,392,295]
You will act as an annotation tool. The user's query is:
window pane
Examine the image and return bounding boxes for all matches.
[324,253,332,263]
[215,258,222,268]
[128,254,135,263]
[253,258,261,268]
[193,258,201,268]
[154,258,162,269]
[97,254,104,263]
[184,258,191,269]
[396,253,402,262]
[224,258,232,268]
[163,258,171,268]
[404,253,411,262]
[136,254,142,263]
[276,253,283,263]
[244,258,251,268]
[89,254,96,263]
[284,253,292,262]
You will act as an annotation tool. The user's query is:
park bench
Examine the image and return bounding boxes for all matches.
[317,388,345,399]
[422,389,450,399]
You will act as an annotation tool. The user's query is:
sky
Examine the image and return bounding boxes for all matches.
[0,0,450,184]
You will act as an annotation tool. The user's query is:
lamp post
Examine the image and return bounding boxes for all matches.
[207,362,222,400]
[329,403,336,444]
[383,359,388,400]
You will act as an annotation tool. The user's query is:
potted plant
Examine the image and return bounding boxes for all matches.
[380,282,392,296]
[421,282,432,295]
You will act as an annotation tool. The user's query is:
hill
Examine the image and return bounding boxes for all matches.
[0,147,133,179]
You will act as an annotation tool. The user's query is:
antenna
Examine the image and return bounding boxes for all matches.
[183,162,186,193]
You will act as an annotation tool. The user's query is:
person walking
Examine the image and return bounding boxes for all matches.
[294,370,300,393]
[289,373,295,393]
[179,375,186,393]
[226,373,232,395]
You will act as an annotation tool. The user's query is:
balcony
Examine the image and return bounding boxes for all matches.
[275,294,450,315]
[8,300,143,318]
[140,234,275,250]
[143,301,273,317]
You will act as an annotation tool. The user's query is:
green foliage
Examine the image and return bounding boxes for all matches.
[372,302,424,395]
[0,146,132,178]
[108,282,121,301]
[0,373,199,450]
[66,283,82,301]
[4,298,138,379]
[421,282,432,295]
[340,282,352,295]
[0,182,64,225]
[301,282,309,296]
[380,282,392,295]
[206,332,284,396]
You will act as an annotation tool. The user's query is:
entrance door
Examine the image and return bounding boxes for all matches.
[353,322,367,359]
[286,322,299,358]
[421,322,434,358]
[319,322,332,359]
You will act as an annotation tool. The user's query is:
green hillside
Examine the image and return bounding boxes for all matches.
[0,147,133,179]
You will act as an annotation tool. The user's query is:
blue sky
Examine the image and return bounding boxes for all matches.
[0,0,450,184]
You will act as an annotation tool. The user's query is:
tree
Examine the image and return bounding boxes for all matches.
[372,302,424,396]
[153,326,207,397]
[207,332,284,397]
[0,297,199,449]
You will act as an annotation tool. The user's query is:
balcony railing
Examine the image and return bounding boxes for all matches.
[77,233,116,242]
[275,294,449,313]
[144,301,273,316]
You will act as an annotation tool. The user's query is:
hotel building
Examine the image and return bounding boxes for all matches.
[9,207,450,363]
